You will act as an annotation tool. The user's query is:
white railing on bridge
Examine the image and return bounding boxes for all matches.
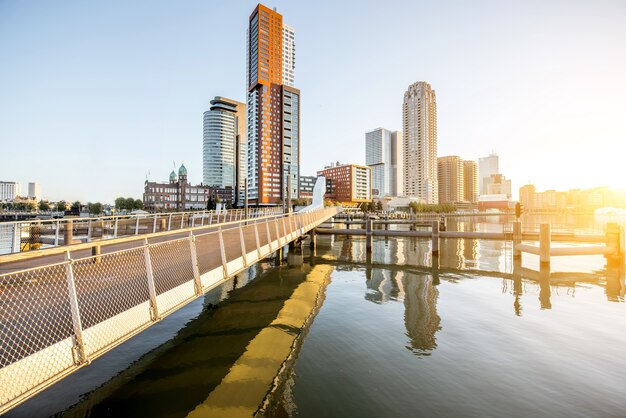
[0,207,282,256]
[0,207,339,414]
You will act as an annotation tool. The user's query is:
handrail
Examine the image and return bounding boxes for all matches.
[0,207,281,227]
[0,210,295,265]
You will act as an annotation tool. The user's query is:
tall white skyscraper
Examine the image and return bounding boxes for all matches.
[365,128,403,197]
[28,182,41,201]
[403,81,438,203]
[478,153,499,195]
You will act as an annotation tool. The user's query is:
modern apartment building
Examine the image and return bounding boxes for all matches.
[365,128,403,198]
[0,181,21,202]
[462,160,478,203]
[403,81,438,204]
[246,4,300,205]
[317,163,371,205]
[203,97,246,205]
[437,156,464,204]
[478,153,499,195]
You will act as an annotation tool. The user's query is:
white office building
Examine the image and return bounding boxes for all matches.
[478,153,499,195]
[365,128,403,197]
[0,181,21,202]
[403,81,438,204]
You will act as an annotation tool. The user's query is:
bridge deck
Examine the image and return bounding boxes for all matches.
[0,208,339,414]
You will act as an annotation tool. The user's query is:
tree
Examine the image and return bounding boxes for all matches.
[27,201,37,212]
[38,200,50,211]
[87,202,103,215]
[124,197,135,210]
[71,201,81,212]
[55,200,67,211]
[376,201,383,212]
[115,197,126,210]
[207,196,215,210]
[133,199,143,210]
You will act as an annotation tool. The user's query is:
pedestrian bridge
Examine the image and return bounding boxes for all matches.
[0,207,340,414]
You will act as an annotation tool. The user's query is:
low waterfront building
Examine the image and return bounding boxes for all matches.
[143,164,235,212]
[0,181,21,202]
[484,174,512,199]
[317,162,371,205]
[299,175,316,202]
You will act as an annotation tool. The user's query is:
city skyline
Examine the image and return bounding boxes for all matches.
[1,0,625,202]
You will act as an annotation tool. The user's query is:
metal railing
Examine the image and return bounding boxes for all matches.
[0,207,339,414]
[0,207,282,255]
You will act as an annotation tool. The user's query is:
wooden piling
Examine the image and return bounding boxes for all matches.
[366,217,373,253]
[513,221,521,258]
[431,221,439,256]
[539,223,551,264]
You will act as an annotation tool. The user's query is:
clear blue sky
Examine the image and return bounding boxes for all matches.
[1,0,625,203]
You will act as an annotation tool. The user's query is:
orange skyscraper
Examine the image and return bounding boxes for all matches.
[246,4,300,205]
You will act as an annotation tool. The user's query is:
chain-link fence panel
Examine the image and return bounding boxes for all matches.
[72,248,152,358]
[0,263,76,410]
[195,232,223,275]
[149,238,195,315]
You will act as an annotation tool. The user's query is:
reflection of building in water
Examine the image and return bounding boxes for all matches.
[403,275,441,355]
[605,264,625,302]
[365,268,404,304]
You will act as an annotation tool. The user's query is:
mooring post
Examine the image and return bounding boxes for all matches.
[539,223,551,265]
[431,221,439,256]
[513,221,522,258]
[64,219,74,246]
[91,244,101,264]
[366,217,373,253]
[309,228,317,250]
[606,222,620,255]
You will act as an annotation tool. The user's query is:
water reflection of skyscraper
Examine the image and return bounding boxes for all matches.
[364,267,441,356]
[403,275,441,355]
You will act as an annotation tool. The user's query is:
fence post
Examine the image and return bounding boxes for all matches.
[152,215,157,233]
[192,213,196,228]
[167,214,172,231]
[201,210,206,226]
[282,217,288,239]
[55,220,60,246]
[275,219,282,247]
[218,226,228,278]
[113,218,119,238]
[135,217,140,235]
[143,239,160,321]
[266,221,273,251]
[11,223,21,253]
[87,220,92,243]
[64,252,87,365]
[188,233,202,295]
[180,213,185,229]
[254,221,262,259]
[209,211,213,225]
[239,227,247,266]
